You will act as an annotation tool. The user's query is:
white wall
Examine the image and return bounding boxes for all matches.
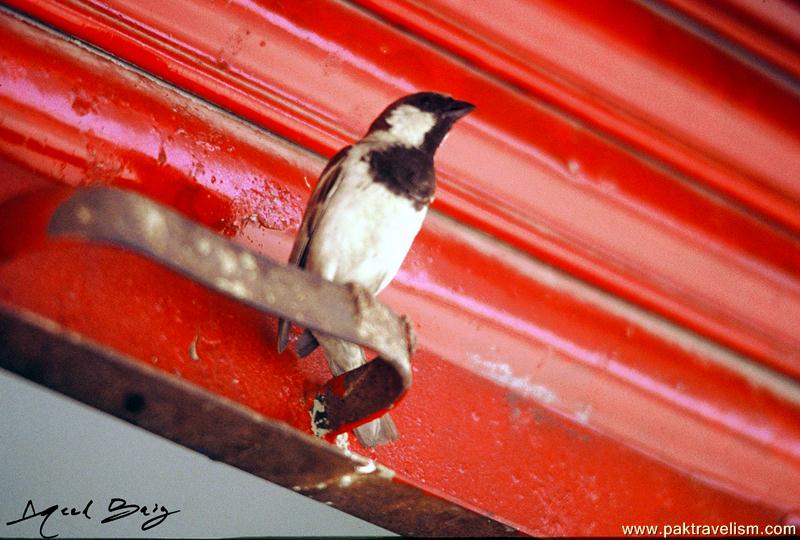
[0,370,393,538]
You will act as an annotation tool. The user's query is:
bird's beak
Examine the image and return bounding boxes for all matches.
[444,99,476,119]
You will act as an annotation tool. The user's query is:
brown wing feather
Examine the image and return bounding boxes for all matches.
[277,146,352,353]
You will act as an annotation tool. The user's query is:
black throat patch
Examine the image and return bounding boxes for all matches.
[367,146,435,211]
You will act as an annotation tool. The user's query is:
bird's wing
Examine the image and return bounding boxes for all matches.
[277,146,352,353]
[288,145,352,268]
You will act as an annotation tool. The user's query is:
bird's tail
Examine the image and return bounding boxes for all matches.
[354,414,398,447]
[313,331,399,447]
[276,319,291,353]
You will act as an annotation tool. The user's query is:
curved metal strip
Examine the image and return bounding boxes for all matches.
[45,186,413,433]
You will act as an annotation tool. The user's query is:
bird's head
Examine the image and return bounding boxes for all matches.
[367,92,475,154]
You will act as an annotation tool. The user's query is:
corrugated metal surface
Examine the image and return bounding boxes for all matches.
[1,0,798,535]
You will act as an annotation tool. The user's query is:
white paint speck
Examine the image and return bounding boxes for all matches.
[219,249,238,274]
[355,460,376,474]
[76,206,92,224]
[143,208,166,235]
[575,404,593,425]
[338,475,353,488]
[196,238,211,256]
[567,159,580,175]
[376,465,395,480]
[240,252,257,271]
[215,278,248,299]
[469,354,558,405]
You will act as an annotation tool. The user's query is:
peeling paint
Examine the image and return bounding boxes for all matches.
[469,353,558,405]
[355,460,376,474]
[335,432,351,455]
[310,397,330,438]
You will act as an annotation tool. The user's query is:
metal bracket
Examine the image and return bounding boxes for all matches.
[45,186,414,435]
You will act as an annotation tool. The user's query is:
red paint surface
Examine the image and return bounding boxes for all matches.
[0,187,71,259]
[6,0,800,381]
[1,5,799,536]
[356,0,800,227]
[663,0,800,80]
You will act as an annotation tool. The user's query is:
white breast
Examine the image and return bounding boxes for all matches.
[305,146,427,293]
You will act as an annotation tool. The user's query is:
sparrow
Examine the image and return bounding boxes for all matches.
[277,92,475,447]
